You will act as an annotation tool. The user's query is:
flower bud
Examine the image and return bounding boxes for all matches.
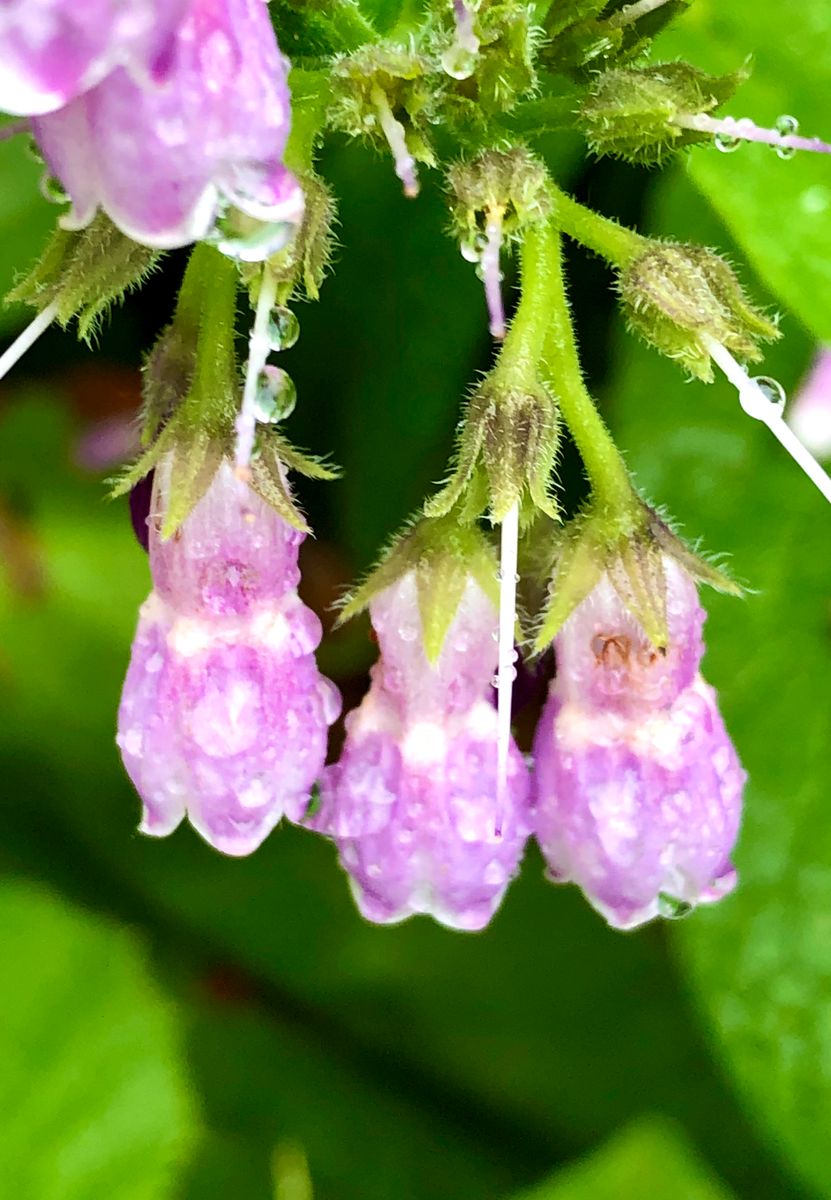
[532,563,745,929]
[317,572,531,929]
[32,0,303,254]
[426,377,559,522]
[117,461,340,856]
[619,242,779,380]
[0,0,189,116]
[578,62,748,166]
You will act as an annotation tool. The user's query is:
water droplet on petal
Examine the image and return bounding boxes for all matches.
[254,365,297,423]
[267,305,300,352]
[40,172,68,204]
[657,892,693,920]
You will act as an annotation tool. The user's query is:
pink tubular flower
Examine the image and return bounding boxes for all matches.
[0,0,189,116]
[533,559,745,930]
[32,0,303,255]
[788,346,831,460]
[117,460,340,856]
[316,573,531,931]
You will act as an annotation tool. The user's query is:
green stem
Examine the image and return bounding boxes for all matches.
[550,185,644,268]
[493,222,555,387]
[178,245,240,432]
[538,224,638,514]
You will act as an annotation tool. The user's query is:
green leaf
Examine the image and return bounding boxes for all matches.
[609,166,831,1198]
[511,1119,733,1200]
[0,876,194,1200]
[0,134,55,336]
[659,0,831,340]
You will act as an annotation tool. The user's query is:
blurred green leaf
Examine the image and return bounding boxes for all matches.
[0,876,194,1200]
[609,166,831,1198]
[0,134,55,335]
[510,1119,733,1200]
[660,0,831,339]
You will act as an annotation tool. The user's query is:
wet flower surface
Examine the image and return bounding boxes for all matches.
[317,573,531,930]
[117,461,340,856]
[0,0,189,115]
[31,0,302,252]
[533,560,745,929]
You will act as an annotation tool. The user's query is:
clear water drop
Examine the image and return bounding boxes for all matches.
[775,114,799,136]
[267,305,300,352]
[39,172,68,204]
[254,365,297,423]
[459,236,484,263]
[749,375,787,416]
[441,43,477,80]
[714,131,740,153]
[657,893,693,920]
[211,205,295,263]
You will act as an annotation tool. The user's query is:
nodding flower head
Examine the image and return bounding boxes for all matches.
[0,0,189,116]
[31,0,303,255]
[316,571,531,931]
[117,460,340,857]
[532,562,745,929]
[555,557,705,715]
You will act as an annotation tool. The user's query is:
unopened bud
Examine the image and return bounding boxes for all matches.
[579,61,748,165]
[619,242,779,379]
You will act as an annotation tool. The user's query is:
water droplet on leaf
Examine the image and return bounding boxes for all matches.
[441,44,477,79]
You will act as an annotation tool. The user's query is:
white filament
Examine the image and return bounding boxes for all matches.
[703,334,831,505]
[371,84,419,198]
[235,269,277,477]
[607,0,673,28]
[496,501,519,836]
[0,300,59,383]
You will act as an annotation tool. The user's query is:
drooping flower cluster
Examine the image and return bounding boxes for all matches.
[316,572,531,931]
[533,559,745,929]
[2,0,301,255]
[117,459,340,856]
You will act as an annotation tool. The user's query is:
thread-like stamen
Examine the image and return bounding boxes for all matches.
[607,0,674,28]
[0,119,29,142]
[703,334,831,504]
[235,270,277,478]
[495,501,519,837]
[452,0,480,52]
[0,300,59,383]
[371,83,419,198]
[481,208,506,340]
[673,112,831,156]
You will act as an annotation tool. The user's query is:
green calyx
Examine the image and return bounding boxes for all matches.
[447,147,551,251]
[337,514,498,664]
[533,501,742,653]
[425,374,559,524]
[578,60,750,165]
[329,43,437,168]
[6,213,161,342]
[112,244,336,537]
[436,0,539,124]
[618,241,780,379]
[540,0,692,80]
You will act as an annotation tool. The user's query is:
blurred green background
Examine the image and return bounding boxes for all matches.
[1,2,831,1197]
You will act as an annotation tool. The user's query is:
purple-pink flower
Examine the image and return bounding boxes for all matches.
[31,0,302,254]
[0,0,189,116]
[117,460,340,856]
[532,559,745,929]
[788,346,831,460]
[316,573,531,930]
